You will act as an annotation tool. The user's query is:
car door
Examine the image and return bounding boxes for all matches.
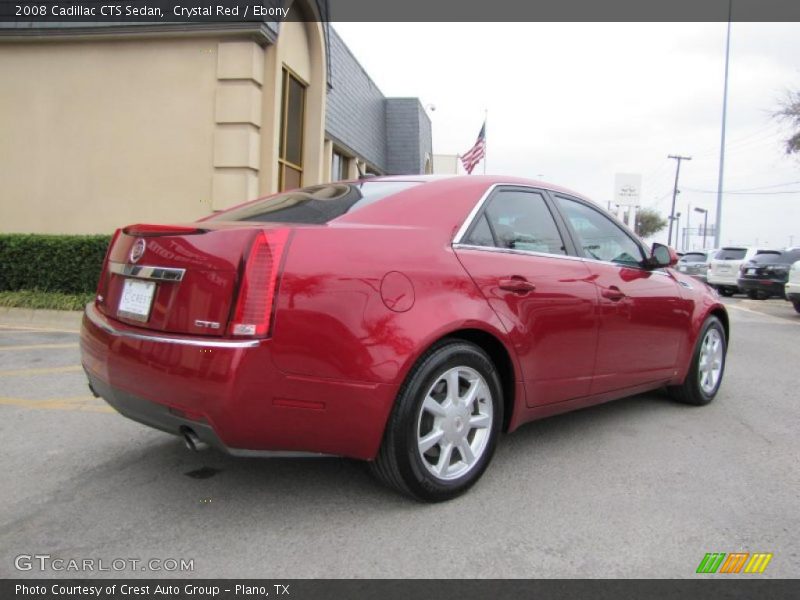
[454,186,599,406]
[553,194,692,394]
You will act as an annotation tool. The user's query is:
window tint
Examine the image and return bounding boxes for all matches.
[470,190,566,255]
[464,214,495,247]
[750,251,787,265]
[714,248,747,260]
[680,252,707,263]
[555,196,644,266]
[207,181,420,224]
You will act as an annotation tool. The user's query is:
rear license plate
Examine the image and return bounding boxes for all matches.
[118,279,156,322]
[747,268,756,275]
[718,265,730,272]
[678,266,687,272]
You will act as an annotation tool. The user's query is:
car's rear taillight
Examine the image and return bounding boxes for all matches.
[95,228,122,305]
[229,229,291,338]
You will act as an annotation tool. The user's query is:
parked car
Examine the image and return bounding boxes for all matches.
[786,260,800,313]
[80,175,729,501]
[676,250,713,283]
[737,249,800,299]
[707,246,768,296]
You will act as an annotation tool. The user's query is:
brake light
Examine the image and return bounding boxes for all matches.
[95,228,122,305]
[230,229,291,338]
[123,223,207,236]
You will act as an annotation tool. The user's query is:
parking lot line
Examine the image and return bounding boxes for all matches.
[0,343,79,351]
[0,324,80,334]
[0,365,83,378]
[0,395,113,413]
[724,302,800,325]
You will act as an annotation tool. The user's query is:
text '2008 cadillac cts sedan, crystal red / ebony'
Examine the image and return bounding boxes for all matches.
[80,175,729,501]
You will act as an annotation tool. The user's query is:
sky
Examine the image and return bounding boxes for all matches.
[334,22,800,249]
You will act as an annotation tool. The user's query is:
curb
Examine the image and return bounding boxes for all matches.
[0,306,83,331]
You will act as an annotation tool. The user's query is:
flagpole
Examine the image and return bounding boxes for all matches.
[483,109,488,175]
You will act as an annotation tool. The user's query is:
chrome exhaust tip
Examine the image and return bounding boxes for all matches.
[181,428,209,452]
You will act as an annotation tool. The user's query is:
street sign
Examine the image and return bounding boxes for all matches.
[614,173,642,207]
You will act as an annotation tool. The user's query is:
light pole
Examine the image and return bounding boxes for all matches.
[672,212,682,250]
[714,0,732,248]
[694,207,709,249]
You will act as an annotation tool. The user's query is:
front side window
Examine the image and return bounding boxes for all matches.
[465,189,566,255]
[279,68,306,191]
[556,196,645,266]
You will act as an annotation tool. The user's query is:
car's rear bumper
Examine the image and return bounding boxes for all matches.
[737,278,786,297]
[785,282,800,301]
[707,273,738,287]
[80,303,398,460]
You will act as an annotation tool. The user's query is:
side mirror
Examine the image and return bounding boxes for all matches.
[648,243,679,268]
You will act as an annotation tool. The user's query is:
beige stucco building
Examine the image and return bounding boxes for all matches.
[0,5,432,234]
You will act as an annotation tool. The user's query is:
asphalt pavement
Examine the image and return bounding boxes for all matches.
[0,298,797,578]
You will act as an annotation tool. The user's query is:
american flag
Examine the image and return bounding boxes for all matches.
[460,122,486,174]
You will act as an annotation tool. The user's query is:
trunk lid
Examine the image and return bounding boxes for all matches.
[97,222,285,336]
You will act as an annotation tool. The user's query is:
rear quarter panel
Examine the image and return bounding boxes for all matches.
[270,224,515,386]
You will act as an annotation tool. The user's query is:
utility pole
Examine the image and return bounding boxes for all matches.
[667,155,691,247]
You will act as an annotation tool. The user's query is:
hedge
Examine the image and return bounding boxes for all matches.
[0,234,112,294]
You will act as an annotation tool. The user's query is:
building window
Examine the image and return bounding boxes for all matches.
[331,150,349,181]
[279,67,306,191]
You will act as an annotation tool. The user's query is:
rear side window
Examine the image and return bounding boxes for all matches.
[206,181,421,224]
[714,248,747,260]
[465,189,566,255]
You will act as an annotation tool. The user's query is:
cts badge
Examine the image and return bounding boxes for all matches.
[130,238,146,263]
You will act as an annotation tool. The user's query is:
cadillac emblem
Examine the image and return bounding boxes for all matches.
[130,238,146,263]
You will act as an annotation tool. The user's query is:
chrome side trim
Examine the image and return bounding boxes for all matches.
[84,303,260,349]
[452,243,585,263]
[109,262,186,282]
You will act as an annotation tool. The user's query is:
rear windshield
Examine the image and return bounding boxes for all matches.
[207,181,421,224]
[680,252,707,263]
[751,250,800,265]
[714,248,747,260]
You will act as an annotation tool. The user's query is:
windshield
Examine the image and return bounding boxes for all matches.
[714,248,747,260]
[206,181,422,224]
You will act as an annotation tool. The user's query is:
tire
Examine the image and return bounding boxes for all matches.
[369,340,503,502]
[793,301,800,314]
[669,316,727,406]
[718,287,734,297]
[746,289,758,300]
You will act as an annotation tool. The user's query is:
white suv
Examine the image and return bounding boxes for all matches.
[707,246,765,296]
[786,260,800,313]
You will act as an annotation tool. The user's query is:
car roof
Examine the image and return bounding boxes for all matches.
[352,174,593,202]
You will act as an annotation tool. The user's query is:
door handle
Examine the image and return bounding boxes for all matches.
[499,277,536,294]
[601,286,626,301]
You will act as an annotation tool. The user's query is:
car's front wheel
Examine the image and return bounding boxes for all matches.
[718,287,734,297]
[370,340,503,502]
[792,300,800,314]
[669,316,727,406]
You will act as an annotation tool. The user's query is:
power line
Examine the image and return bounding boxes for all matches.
[683,188,800,195]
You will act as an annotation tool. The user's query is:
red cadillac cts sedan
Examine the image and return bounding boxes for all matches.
[81,175,728,502]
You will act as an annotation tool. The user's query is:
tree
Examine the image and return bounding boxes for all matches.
[775,89,800,155]
[635,207,668,239]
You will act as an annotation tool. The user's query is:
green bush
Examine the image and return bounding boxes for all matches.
[0,234,112,294]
